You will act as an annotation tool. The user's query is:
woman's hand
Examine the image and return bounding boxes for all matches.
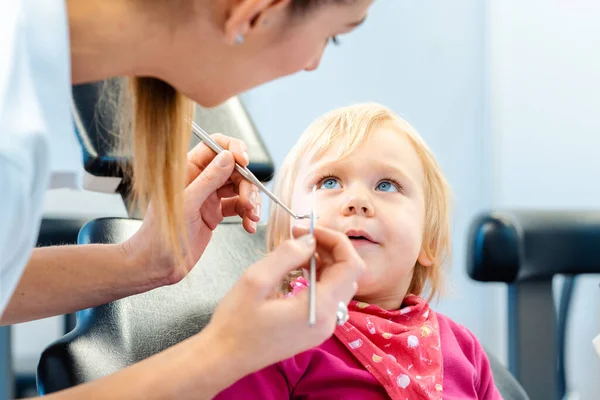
[202,226,365,379]
[125,134,261,287]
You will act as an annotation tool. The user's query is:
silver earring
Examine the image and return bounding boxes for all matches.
[234,34,244,45]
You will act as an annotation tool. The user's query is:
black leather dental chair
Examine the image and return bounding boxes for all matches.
[468,210,600,400]
[36,79,275,395]
[35,81,528,399]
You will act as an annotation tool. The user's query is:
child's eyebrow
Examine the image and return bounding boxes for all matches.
[369,160,420,187]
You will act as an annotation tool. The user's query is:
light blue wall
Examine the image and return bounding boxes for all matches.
[490,0,600,397]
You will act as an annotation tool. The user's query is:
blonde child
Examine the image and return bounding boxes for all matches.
[214,103,502,399]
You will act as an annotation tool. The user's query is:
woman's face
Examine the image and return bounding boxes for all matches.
[164,0,375,107]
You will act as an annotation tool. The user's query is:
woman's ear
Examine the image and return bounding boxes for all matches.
[417,248,434,268]
[223,0,291,44]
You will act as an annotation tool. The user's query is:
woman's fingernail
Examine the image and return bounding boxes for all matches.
[293,224,308,232]
[250,191,257,207]
[255,203,261,219]
[298,234,315,248]
[243,151,250,164]
[251,221,257,231]
[217,151,232,167]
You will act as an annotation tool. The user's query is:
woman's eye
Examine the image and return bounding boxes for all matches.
[376,180,399,193]
[329,36,341,46]
[321,177,341,190]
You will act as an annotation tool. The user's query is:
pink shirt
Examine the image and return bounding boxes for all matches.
[215,313,502,399]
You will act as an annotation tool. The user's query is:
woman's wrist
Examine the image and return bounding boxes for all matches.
[117,240,168,294]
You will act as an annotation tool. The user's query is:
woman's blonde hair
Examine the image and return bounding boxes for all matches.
[266,103,453,302]
[103,77,194,266]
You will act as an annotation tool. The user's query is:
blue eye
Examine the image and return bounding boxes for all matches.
[376,180,399,192]
[321,177,341,190]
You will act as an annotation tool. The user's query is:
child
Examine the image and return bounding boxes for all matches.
[214,103,502,399]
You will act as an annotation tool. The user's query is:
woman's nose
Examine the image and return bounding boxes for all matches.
[304,56,322,71]
[304,45,326,71]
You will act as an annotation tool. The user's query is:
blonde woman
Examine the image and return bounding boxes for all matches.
[0,0,375,398]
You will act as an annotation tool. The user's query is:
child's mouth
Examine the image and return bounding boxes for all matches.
[348,236,377,247]
[346,230,378,246]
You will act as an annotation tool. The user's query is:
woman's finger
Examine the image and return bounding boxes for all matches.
[219,198,259,234]
[291,226,357,264]
[216,183,237,199]
[200,192,224,231]
[291,225,364,304]
[185,151,235,212]
[240,235,316,300]
[242,215,257,234]
[221,197,260,221]
[188,133,249,171]
[238,179,256,213]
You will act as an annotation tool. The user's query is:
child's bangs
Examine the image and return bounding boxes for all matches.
[303,110,390,165]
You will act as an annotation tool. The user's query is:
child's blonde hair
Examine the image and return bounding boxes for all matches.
[266,103,452,302]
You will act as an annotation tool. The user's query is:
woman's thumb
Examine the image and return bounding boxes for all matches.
[186,151,235,207]
[243,235,316,299]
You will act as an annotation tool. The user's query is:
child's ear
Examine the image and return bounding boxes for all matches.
[417,249,434,267]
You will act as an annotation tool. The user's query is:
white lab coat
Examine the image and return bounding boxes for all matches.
[0,0,82,316]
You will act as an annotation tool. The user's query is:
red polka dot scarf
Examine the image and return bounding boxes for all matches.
[334,296,444,399]
[287,277,443,399]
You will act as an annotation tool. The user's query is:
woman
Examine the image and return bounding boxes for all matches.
[0,0,374,398]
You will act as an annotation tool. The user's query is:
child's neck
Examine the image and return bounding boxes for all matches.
[354,291,409,311]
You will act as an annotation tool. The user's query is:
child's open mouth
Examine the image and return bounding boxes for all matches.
[346,230,378,246]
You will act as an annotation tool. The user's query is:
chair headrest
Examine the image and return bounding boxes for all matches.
[467,210,600,282]
[72,81,275,193]
[38,218,267,393]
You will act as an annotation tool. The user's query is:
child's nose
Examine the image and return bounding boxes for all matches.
[342,196,375,217]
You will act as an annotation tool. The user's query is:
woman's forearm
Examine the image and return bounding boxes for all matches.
[0,244,162,325]
[37,326,249,400]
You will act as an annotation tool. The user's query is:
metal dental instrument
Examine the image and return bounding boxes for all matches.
[309,185,317,327]
[191,121,310,220]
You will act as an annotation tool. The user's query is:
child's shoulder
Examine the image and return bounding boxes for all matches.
[435,312,480,343]
[435,312,503,399]
[435,311,486,362]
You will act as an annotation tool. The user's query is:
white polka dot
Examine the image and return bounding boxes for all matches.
[407,335,419,348]
[388,354,397,362]
[400,307,412,315]
[397,374,410,388]
[348,339,363,349]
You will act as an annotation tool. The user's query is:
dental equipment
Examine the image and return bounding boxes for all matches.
[309,185,317,326]
[191,121,310,220]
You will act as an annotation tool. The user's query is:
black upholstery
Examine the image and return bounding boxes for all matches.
[468,210,600,282]
[37,218,90,248]
[71,82,124,179]
[38,219,528,399]
[37,219,265,394]
[467,210,600,400]
[487,349,530,400]
[72,82,275,183]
